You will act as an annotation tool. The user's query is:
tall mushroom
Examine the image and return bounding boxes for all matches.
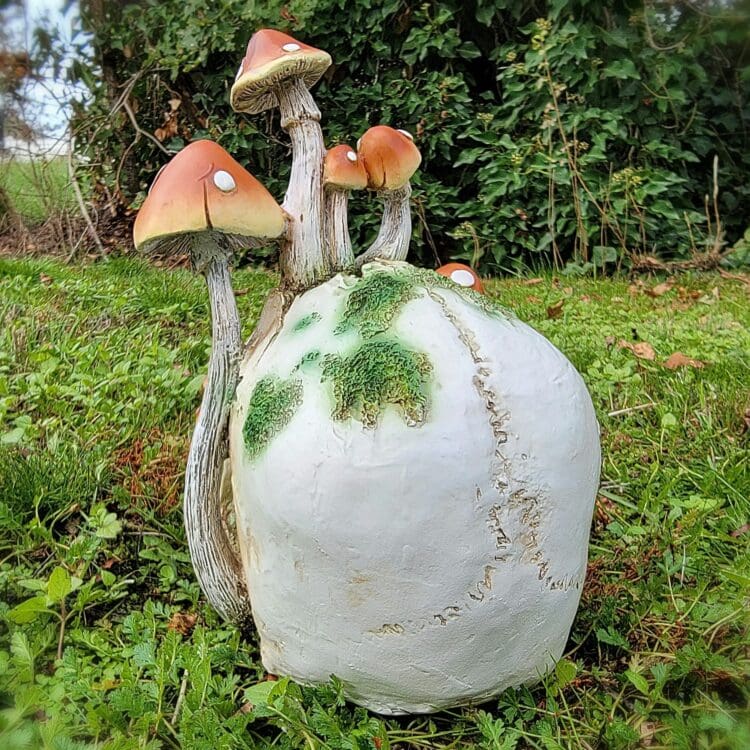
[134,140,285,628]
[231,29,331,291]
[322,145,368,271]
[355,125,422,269]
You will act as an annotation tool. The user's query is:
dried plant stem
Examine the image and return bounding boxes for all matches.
[68,140,106,260]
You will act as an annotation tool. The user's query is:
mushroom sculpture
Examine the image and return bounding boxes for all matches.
[133,140,285,627]
[436,262,485,293]
[323,145,368,270]
[135,30,600,715]
[355,126,422,268]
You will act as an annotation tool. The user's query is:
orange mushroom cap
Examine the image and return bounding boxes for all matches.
[133,140,285,255]
[357,126,422,191]
[323,145,368,191]
[231,29,331,114]
[436,263,485,294]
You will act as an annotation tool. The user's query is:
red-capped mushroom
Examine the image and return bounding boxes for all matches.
[230,29,332,290]
[134,140,285,258]
[354,126,422,268]
[436,263,485,293]
[134,140,286,629]
[323,145,368,270]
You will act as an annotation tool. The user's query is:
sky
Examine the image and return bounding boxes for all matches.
[6,0,82,147]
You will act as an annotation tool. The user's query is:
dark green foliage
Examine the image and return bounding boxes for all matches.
[321,338,432,427]
[67,0,750,272]
[242,375,303,458]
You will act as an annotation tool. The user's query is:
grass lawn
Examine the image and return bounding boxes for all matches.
[0,256,748,749]
[0,158,74,224]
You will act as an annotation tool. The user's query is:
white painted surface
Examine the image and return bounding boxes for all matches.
[229,263,600,714]
[449,268,476,287]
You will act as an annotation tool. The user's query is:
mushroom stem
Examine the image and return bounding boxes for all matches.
[324,188,354,271]
[184,239,251,629]
[276,77,327,290]
[355,183,412,269]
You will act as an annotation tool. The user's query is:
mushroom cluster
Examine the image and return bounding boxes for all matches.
[133,29,600,715]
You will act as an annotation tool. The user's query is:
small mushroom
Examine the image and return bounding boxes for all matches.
[134,140,285,629]
[436,263,485,293]
[323,145,368,271]
[354,126,422,269]
[231,29,332,289]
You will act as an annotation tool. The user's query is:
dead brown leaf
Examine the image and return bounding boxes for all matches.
[521,277,543,286]
[663,352,705,370]
[167,611,198,636]
[677,286,701,302]
[39,273,53,286]
[639,721,658,747]
[645,281,673,298]
[526,294,541,304]
[741,407,750,434]
[618,340,656,360]
[731,523,750,538]
[546,299,565,319]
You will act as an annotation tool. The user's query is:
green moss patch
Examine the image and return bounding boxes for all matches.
[295,349,321,371]
[336,271,418,338]
[292,312,322,332]
[321,339,433,428]
[242,375,303,459]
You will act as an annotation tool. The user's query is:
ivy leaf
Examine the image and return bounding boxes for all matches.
[475,5,495,26]
[603,59,640,80]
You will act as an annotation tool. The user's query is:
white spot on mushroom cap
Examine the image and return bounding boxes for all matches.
[213,170,236,192]
[397,129,414,141]
[346,150,358,162]
[450,269,476,287]
[282,43,301,52]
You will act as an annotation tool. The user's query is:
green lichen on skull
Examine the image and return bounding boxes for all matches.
[242,375,303,459]
[321,339,432,428]
[293,312,322,332]
[336,270,418,338]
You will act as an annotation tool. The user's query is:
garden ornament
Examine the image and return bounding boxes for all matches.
[354,125,421,269]
[134,29,601,715]
[322,144,368,270]
[436,262,485,293]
